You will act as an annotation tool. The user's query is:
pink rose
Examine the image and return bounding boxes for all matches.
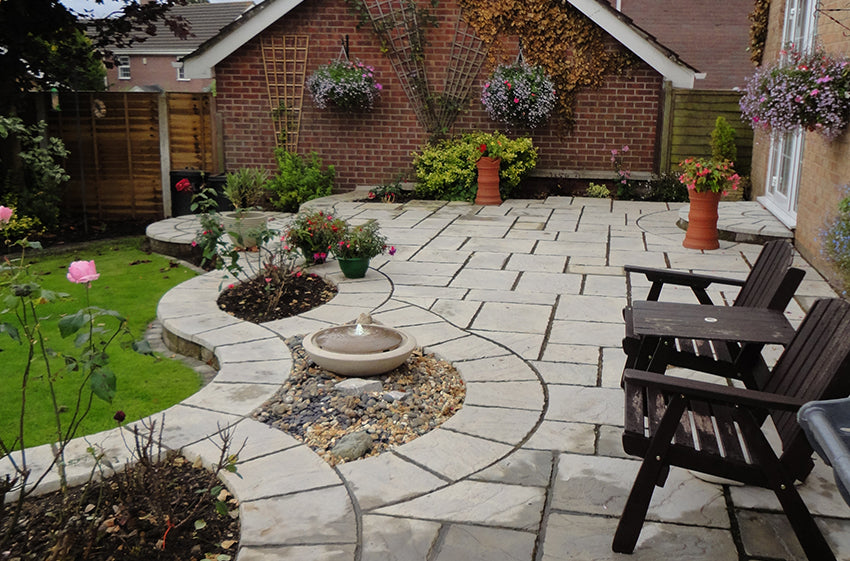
[0,205,12,224]
[389,246,397,256]
[175,178,192,192]
[67,260,100,284]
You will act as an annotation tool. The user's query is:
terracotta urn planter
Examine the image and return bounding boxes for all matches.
[683,190,721,250]
[475,157,502,205]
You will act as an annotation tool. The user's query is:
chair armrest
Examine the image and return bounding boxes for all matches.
[624,265,748,289]
[623,369,806,412]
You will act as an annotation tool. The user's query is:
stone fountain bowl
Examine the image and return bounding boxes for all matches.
[301,324,417,377]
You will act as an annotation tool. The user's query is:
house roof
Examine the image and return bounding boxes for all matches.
[113,1,254,56]
[182,0,702,87]
[615,0,754,90]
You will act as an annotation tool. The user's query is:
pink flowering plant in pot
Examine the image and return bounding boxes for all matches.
[740,46,850,140]
[307,59,382,112]
[678,158,742,195]
[481,63,556,129]
[332,220,395,260]
[0,205,153,535]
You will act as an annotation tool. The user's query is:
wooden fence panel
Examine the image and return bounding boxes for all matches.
[44,91,213,221]
[668,89,754,175]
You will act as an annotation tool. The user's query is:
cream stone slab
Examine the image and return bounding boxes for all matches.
[391,284,469,300]
[318,291,390,309]
[522,420,596,453]
[380,260,464,277]
[336,453,447,510]
[395,429,513,480]
[180,381,277,415]
[440,405,540,444]
[555,294,627,323]
[505,253,567,272]
[548,320,624,347]
[262,316,336,339]
[534,240,607,257]
[596,424,632,459]
[514,271,583,294]
[423,235,469,250]
[608,249,668,268]
[582,274,628,297]
[441,224,512,238]
[214,337,291,363]
[333,277,393,294]
[360,516,441,561]
[383,273,453,287]
[161,312,242,340]
[472,448,553,487]
[471,301,552,334]
[462,238,538,253]
[220,445,341,501]
[374,480,545,531]
[507,228,558,239]
[239,486,356,546]
[430,299,481,328]
[471,330,545,360]
[188,323,280,349]
[423,332,507,360]
[402,322,469,349]
[466,251,510,269]
[609,236,647,251]
[454,354,538,382]
[538,344,600,364]
[437,524,537,561]
[181,418,302,464]
[464,288,556,305]
[237,545,357,561]
[412,248,473,263]
[464,380,545,411]
[546,385,624,426]
[553,454,729,527]
[532,360,598,386]
[667,252,749,272]
[395,296,437,308]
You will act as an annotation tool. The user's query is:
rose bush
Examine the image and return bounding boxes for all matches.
[678,158,741,195]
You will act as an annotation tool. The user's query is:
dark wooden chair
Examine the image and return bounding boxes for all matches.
[623,240,804,387]
[613,298,850,561]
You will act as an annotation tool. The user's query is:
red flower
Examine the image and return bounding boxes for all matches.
[175,178,192,192]
[113,410,126,423]
[479,143,487,153]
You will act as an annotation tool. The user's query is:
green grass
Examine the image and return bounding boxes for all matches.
[0,237,202,450]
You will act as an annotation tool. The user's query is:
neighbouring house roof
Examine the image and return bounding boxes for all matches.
[181,0,702,88]
[614,0,754,90]
[112,1,254,56]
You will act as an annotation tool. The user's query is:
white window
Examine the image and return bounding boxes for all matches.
[117,56,131,80]
[760,0,817,228]
[176,60,189,81]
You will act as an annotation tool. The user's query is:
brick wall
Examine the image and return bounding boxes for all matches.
[751,0,850,291]
[215,0,663,190]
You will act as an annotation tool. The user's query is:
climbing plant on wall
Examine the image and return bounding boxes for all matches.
[748,0,771,65]
[458,0,635,128]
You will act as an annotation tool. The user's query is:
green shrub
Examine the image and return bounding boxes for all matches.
[643,172,689,202]
[412,132,538,202]
[710,116,737,163]
[266,149,335,213]
[585,182,611,198]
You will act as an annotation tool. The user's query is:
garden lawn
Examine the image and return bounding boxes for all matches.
[0,237,201,449]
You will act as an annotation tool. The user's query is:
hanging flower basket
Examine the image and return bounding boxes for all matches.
[481,63,556,129]
[306,59,383,112]
[740,47,850,140]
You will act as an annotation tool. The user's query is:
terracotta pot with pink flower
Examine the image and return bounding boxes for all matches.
[678,158,741,250]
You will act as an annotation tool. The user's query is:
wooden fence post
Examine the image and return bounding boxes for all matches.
[158,93,172,218]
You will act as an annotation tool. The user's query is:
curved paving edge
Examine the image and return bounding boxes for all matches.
[157,262,548,560]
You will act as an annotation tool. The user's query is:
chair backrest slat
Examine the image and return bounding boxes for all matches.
[766,299,850,450]
[734,240,794,308]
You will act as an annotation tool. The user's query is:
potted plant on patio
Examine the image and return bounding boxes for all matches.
[331,221,395,278]
[481,62,556,130]
[678,158,741,250]
[475,140,505,205]
[284,210,347,264]
[306,58,383,112]
[220,168,270,249]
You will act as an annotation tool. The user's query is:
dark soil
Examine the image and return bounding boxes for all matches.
[2,452,239,561]
[217,270,338,323]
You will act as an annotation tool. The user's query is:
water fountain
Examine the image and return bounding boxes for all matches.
[301,314,417,376]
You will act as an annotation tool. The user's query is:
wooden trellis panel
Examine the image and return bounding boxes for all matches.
[261,34,309,153]
[360,0,437,132]
[436,18,489,132]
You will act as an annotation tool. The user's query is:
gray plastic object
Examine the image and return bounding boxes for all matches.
[798,397,850,507]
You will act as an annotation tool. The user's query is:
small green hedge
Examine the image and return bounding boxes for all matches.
[412,132,538,201]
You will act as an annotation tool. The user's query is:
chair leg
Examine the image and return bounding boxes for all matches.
[613,395,686,553]
[737,412,837,561]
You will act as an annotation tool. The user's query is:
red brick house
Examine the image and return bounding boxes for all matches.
[106,1,252,92]
[182,0,712,189]
[749,0,850,291]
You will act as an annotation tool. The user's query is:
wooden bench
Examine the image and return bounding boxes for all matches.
[613,298,850,561]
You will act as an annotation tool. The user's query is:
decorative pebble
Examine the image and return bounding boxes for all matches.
[251,335,466,466]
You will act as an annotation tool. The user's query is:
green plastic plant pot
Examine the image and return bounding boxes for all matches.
[337,257,370,278]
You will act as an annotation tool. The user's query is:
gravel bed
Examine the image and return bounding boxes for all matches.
[252,336,466,466]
